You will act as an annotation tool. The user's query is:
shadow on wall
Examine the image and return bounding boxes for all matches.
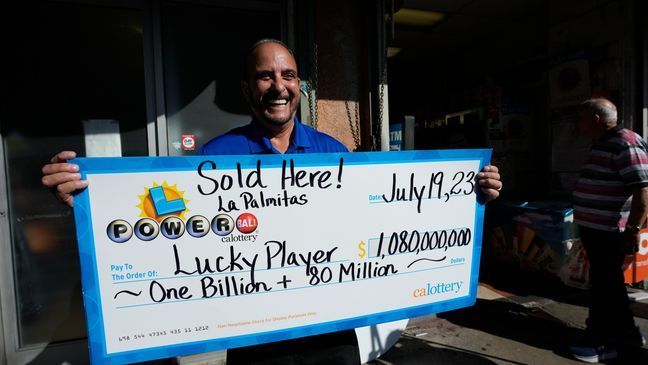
[161,2,281,117]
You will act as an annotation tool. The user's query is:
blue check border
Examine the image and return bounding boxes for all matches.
[72,149,491,364]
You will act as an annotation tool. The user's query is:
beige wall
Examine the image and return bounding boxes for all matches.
[314,0,368,151]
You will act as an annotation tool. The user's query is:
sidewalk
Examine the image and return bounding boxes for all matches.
[370,266,648,365]
[177,265,648,365]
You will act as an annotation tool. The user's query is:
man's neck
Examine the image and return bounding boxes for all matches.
[592,122,619,140]
[256,117,295,153]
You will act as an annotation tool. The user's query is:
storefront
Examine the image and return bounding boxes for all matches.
[385,0,648,289]
[387,0,646,193]
[0,1,386,363]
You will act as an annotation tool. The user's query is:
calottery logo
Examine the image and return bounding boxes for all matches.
[412,280,463,298]
[107,182,258,243]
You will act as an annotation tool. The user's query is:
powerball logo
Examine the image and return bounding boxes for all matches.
[106,181,258,243]
[136,181,189,221]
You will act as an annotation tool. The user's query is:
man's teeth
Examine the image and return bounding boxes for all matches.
[268,99,288,105]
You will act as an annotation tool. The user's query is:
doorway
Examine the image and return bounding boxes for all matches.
[0,1,285,363]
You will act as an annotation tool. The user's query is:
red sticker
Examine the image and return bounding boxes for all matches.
[181,134,195,151]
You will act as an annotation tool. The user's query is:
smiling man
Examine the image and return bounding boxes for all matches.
[244,40,300,126]
[181,40,359,365]
[41,38,502,365]
[197,39,349,156]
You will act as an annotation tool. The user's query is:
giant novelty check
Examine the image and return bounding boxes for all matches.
[73,149,491,364]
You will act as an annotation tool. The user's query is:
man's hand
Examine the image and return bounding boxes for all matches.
[41,151,88,207]
[624,186,648,255]
[477,165,502,203]
[622,229,641,256]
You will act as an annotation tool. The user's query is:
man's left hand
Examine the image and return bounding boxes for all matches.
[477,165,502,203]
[622,229,640,255]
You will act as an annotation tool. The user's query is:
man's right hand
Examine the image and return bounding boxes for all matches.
[41,151,89,207]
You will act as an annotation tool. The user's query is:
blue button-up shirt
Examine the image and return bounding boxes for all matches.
[198,117,348,155]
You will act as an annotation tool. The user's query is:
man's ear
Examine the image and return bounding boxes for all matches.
[241,80,250,101]
[593,114,601,124]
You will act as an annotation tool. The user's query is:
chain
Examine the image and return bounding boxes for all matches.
[303,81,316,128]
[310,43,319,130]
[345,100,361,150]
[374,53,387,151]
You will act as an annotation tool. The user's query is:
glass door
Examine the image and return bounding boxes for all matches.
[0,0,288,363]
[160,0,283,156]
[0,1,149,363]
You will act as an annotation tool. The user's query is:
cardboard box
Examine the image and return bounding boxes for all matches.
[489,201,648,286]
[487,201,579,279]
[623,229,648,284]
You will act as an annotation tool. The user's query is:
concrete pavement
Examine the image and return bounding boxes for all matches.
[370,266,648,365]
[176,265,648,365]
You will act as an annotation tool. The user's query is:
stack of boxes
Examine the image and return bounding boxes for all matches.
[487,201,585,287]
[488,201,648,288]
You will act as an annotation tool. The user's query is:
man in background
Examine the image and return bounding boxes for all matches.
[571,97,646,363]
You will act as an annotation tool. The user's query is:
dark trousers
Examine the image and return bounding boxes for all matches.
[578,226,637,341]
[226,330,360,365]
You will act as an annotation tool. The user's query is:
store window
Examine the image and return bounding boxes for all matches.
[386,0,633,197]
[162,0,282,156]
[1,1,289,362]
[0,0,148,353]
